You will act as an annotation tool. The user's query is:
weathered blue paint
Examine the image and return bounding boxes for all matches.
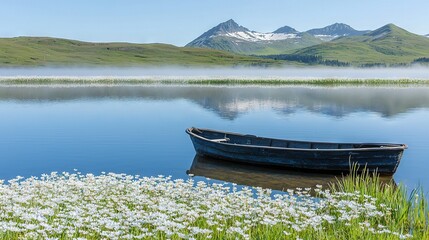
[186,127,407,175]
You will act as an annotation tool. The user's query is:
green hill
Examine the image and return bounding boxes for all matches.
[290,24,429,66]
[0,37,277,67]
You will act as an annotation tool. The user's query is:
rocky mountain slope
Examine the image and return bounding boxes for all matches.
[305,23,370,41]
[186,20,369,55]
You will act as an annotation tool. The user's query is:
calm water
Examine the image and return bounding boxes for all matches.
[0,86,428,190]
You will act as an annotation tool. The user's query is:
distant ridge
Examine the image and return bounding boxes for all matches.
[273,26,299,34]
[305,23,370,41]
[187,20,370,55]
[1,21,428,67]
[365,23,399,39]
[187,20,429,64]
[287,24,429,66]
[186,19,323,55]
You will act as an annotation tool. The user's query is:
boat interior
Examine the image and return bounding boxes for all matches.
[188,127,403,150]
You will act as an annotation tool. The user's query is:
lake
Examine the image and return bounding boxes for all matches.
[0,85,428,190]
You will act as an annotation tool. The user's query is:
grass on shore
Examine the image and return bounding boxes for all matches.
[1,78,429,87]
[330,166,428,239]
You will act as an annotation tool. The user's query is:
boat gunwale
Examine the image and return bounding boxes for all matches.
[186,127,408,152]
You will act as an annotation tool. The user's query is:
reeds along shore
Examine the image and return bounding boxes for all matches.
[0,78,429,86]
[0,168,426,239]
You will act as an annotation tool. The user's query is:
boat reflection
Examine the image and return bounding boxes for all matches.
[187,154,394,192]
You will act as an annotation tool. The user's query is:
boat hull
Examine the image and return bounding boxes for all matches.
[187,128,405,175]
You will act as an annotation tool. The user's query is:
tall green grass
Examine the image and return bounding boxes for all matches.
[330,165,429,239]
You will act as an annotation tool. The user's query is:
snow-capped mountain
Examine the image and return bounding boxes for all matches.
[195,19,249,38]
[186,20,368,55]
[187,19,303,45]
[306,23,370,41]
[425,34,429,38]
[186,19,322,55]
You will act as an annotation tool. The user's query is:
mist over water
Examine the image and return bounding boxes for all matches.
[1,66,429,79]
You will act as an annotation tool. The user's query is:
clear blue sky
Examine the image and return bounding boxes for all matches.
[1,0,428,46]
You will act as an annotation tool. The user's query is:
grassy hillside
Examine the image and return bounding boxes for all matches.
[290,24,429,66]
[3,26,429,67]
[0,37,278,66]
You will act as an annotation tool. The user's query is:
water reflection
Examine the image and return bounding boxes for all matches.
[187,154,393,192]
[1,86,429,119]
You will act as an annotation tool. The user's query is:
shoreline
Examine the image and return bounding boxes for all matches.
[0,170,425,239]
[1,78,429,87]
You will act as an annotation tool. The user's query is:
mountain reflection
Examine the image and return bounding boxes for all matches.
[1,86,429,119]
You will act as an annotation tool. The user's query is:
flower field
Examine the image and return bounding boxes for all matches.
[0,171,426,239]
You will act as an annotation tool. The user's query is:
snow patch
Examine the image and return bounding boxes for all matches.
[218,31,300,42]
[314,34,340,41]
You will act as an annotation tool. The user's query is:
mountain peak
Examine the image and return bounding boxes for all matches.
[378,23,400,31]
[212,19,249,34]
[366,24,406,38]
[330,23,353,29]
[273,26,298,34]
[307,23,356,35]
[306,23,369,41]
[224,19,236,24]
[185,19,250,47]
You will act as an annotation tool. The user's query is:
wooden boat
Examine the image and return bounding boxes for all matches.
[186,127,407,175]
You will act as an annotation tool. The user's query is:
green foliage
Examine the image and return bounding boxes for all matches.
[263,54,350,66]
[329,164,429,239]
[413,57,429,64]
